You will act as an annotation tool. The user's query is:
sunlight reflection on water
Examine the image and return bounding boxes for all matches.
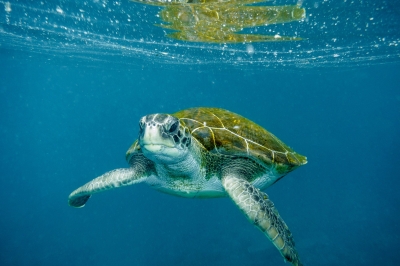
[0,0,399,68]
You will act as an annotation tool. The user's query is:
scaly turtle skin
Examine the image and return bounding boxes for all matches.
[68,107,307,266]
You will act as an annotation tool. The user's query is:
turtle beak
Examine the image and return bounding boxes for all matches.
[138,114,189,164]
[141,129,175,149]
[139,117,176,149]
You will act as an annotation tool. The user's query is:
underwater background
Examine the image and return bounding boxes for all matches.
[1,0,399,265]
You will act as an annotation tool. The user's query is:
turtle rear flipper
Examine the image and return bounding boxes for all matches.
[68,168,147,208]
[222,175,302,266]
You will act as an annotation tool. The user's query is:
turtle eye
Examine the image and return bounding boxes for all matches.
[139,119,145,129]
[168,121,179,133]
[138,120,145,136]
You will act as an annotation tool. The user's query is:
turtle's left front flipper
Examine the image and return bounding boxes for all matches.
[222,176,302,266]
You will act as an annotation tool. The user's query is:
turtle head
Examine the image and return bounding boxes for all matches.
[138,113,192,164]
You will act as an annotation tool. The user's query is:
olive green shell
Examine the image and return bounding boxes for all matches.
[127,107,306,172]
[174,107,306,170]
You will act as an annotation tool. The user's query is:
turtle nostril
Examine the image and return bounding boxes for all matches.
[168,121,179,133]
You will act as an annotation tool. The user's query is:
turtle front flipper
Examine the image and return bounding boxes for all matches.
[68,168,147,208]
[222,175,302,266]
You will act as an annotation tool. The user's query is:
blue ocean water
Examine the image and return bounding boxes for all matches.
[1,0,399,265]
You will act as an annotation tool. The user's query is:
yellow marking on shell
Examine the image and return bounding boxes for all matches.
[191,125,220,154]
[210,112,225,128]
[189,122,284,157]
[178,110,306,166]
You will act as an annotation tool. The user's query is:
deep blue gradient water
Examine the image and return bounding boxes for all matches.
[1,0,400,266]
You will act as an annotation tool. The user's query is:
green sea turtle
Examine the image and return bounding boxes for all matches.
[68,107,307,266]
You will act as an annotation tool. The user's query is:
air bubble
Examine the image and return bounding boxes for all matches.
[246,44,255,55]
[56,6,63,14]
[4,2,11,12]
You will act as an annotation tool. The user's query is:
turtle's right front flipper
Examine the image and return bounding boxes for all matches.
[222,175,302,266]
[68,156,154,208]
